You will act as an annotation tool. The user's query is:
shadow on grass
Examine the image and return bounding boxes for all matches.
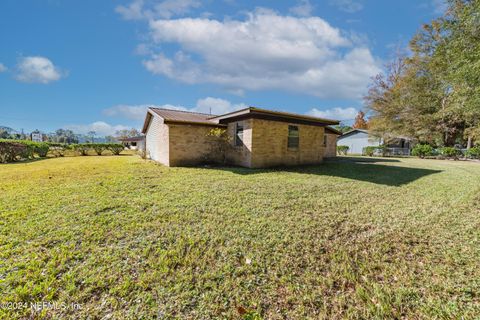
[204,157,442,187]
[0,158,51,165]
[0,154,134,165]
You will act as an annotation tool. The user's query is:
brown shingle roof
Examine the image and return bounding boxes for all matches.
[142,106,340,133]
[142,108,225,133]
[150,108,218,124]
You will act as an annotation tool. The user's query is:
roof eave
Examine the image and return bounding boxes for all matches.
[210,107,339,126]
[325,126,342,135]
[141,110,155,134]
[164,119,227,127]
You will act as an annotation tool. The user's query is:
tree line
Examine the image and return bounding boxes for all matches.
[365,0,480,148]
[0,127,141,144]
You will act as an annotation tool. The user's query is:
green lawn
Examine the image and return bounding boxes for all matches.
[1,156,479,319]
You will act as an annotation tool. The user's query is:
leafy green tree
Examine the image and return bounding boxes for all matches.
[365,0,480,147]
[115,128,140,140]
[441,0,480,147]
[0,129,9,139]
[49,129,78,144]
[333,124,353,134]
[87,131,96,143]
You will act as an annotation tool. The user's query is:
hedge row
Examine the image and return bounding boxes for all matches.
[411,144,480,159]
[0,140,124,163]
[70,143,124,156]
[357,143,480,160]
[0,140,50,163]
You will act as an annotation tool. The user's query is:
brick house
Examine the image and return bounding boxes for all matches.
[141,107,340,168]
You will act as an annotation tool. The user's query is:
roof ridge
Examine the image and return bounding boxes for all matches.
[251,106,339,123]
[209,106,339,124]
[150,107,217,117]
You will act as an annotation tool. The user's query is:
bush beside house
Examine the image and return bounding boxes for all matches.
[465,147,480,159]
[336,145,349,155]
[358,142,479,161]
[438,147,461,159]
[409,144,480,160]
[363,146,385,157]
[411,144,435,158]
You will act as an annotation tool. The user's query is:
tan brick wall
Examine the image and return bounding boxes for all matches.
[145,115,169,166]
[225,119,253,167]
[324,133,338,157]
[168,124,222,166]
[249,119,325,168]
[146,114,334,168]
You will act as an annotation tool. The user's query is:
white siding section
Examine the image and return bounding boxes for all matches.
[145,114,169,165]
[337,131,381,154]
[137,138,145,153]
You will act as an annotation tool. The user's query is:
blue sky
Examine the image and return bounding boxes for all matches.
[0,0,445,136]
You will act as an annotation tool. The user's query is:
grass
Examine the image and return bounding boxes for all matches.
[0,155,479,319]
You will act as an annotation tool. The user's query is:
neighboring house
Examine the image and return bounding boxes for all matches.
[118,136,145,151]
[337,129,411,155]
[141,107,340,168]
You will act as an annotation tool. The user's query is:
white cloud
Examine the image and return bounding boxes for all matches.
[103,104,151,120]
[153,0,200,19]
[141,10,380,99]
[135,43,153,55]
[329,0,363,13]
[65,121,131,136]
[115,0,145,20]
[192,97,247,115]
[14,56,64,84]
[0,63,7,73]
[306,107,358,121]
[116,0,201,20]
[289,0,314,17]
[103,97,247,121]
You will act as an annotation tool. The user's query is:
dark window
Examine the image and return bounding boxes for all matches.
[235,123,244,146]
[323,134,327,146]
[288,125,299,149]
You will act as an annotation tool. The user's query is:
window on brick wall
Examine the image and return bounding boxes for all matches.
[288,125,299,149]
[235,123,244,146]
[323,134,327,146]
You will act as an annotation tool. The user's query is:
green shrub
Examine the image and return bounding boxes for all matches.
[92,144,106,156]
[438,147,461,159]
[0,141,29,163]
[32,142,49,157]
[107,144,124,155]
[336,145,349,155]
[363,146,384,157]
[70,143,124,156]
[411,144,434,158]
[48,143,71,157]
[1,142,125,160]
[72,144,90,156]
[0,140,50,161]
[465,146,480,159]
